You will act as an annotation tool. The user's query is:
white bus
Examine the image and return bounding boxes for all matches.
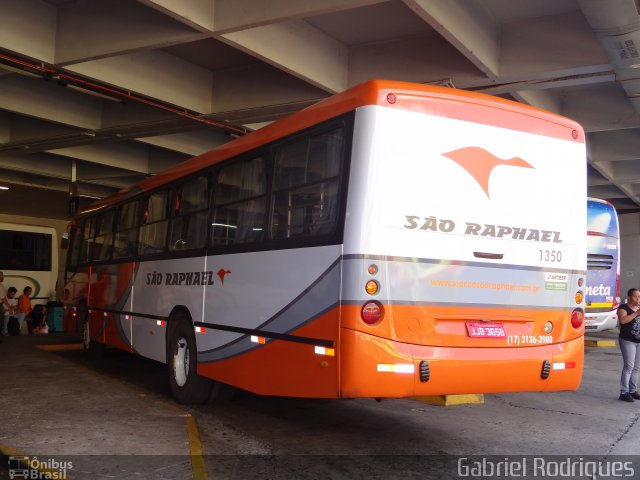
[584,198,620,332]
[0,222,58,304]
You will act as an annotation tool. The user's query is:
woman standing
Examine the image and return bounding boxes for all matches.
[617,288,640,402]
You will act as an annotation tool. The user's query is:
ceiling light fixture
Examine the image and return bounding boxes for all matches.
[0,185,10,190]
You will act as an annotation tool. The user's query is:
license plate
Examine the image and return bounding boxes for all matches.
[466,322,506,338]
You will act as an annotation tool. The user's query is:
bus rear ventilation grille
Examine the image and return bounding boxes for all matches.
[419,361,430,382]
[541,360,551,380]
[587,253,613,270]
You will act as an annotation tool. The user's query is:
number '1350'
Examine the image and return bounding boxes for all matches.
[539,250,562,262]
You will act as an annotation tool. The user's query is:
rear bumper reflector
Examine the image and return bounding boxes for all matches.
[377,364,415,374]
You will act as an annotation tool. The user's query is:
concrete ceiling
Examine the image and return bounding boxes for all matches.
[1,0,640,218]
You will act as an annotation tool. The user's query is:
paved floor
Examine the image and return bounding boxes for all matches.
[0,333,197,479]
[0,330,638,479]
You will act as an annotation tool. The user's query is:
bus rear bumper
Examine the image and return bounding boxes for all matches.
[584,311,618,333]
[339,329,584,398]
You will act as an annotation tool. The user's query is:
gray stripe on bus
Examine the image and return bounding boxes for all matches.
[339,300,577,310]
[342,253,586,275]
[198,261,341,362]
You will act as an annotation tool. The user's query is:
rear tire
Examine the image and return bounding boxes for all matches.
[168,316,214,404]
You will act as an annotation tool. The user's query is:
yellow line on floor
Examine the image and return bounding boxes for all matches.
[412,394,485,406]
[135,394,208,479]
[186,415,208,480]
[36,343,84,351]
[584,338,617,347]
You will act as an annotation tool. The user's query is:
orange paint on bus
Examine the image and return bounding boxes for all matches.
[197,309,340,398]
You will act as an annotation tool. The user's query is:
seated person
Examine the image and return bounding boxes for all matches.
[27,304,48,334]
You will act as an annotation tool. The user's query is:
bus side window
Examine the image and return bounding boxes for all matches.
[93,210,115,262]
[113,201,140,259]
[68,223,83,271]
[138,191,169,256]
[170,175,209,251]
[82,217,96,263]
[211,157,266,247]
[271,128,343,239]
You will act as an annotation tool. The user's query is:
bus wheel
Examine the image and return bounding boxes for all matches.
[168,318,213,404]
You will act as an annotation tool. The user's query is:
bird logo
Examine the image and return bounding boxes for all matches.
[217,269,231,285]
[442,146,534,199]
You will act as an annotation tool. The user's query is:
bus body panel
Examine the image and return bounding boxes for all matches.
[198,246,341,359]
[585,198,620,332]
[340,328,583,397]
[340,104,586,393]
[343,106,585,268]
[67,245,344,396]
[125,246,341,369]
[197,307,340,398]
[63,268,89,333]
[132,257,206,362]
[0,222,58,303]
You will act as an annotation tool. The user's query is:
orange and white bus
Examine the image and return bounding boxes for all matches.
[63,80,587,403]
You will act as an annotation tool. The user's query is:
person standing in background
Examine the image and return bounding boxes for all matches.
[16,286,33,334]
[2,287,18,336]
[0,271,7,310]
[0,272,7,338]
[617,288,640,402]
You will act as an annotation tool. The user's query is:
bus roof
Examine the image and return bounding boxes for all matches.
[78,79,584,217]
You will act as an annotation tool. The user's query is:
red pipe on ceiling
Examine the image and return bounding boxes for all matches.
[0,52,249,136]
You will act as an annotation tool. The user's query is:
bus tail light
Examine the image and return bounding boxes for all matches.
[571,308,584,328]
[575,290,583,304]
[365,280,379,295]
[361,302,384,325]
